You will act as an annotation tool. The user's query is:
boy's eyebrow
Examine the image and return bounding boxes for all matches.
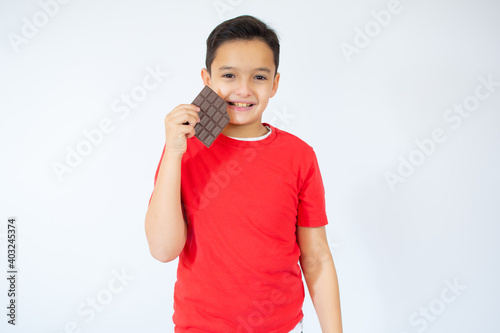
[218,66,272,74]
[256,67,272,74]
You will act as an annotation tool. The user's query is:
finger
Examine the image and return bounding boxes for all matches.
[166,105,200,123]
[186,127,196,139]
[166,109,199,124]
[176,123,196,136]
[167,108,199,122]
[171,104,201,114]
[172,112,200,126]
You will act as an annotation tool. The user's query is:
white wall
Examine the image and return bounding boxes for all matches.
[1,0,499,332]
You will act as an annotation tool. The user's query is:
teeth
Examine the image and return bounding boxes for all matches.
[233,102,252,107]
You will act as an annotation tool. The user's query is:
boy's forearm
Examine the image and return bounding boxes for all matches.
[301,255,343,333]
[145,150,187,262]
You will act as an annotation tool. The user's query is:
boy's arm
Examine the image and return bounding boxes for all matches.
[297,225,343,333]
[145,103,199,263]
[145,150,187,263]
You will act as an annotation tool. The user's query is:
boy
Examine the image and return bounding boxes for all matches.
[145,15,342,332]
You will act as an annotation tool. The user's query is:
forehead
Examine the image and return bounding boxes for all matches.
[212,39,275,72]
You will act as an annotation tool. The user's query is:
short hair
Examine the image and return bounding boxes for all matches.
[205,15,280,76]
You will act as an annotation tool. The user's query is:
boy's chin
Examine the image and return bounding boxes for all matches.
[227,117,263,126]
[226,112,263,124]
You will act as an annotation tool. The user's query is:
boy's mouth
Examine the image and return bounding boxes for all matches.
[227,101,255,107]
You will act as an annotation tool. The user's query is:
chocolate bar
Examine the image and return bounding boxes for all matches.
[187,85,230,148]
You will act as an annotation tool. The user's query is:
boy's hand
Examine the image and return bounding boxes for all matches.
[164,104,201,155]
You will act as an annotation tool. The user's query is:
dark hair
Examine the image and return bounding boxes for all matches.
[205,15,280,76]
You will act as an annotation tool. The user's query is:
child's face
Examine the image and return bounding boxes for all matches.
[202,39,280,127]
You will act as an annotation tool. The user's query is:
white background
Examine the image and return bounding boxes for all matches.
[1,0,499,332]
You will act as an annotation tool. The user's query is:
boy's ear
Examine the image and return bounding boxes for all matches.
[201,68,212,87]
[270,72,280,98]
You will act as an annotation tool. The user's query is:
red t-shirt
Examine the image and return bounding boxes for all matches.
[149,123,328,332]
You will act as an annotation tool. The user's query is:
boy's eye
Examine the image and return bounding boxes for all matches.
[222,74,235,78]
[255,75,267,80]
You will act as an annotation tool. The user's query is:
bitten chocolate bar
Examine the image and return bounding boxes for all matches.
[189,85,230,148]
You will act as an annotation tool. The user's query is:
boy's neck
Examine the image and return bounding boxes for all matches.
[221,121,269,138]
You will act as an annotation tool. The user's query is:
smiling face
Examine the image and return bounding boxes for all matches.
[201,39,280,138]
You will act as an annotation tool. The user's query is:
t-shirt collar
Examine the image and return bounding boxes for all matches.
[216,122,278,147]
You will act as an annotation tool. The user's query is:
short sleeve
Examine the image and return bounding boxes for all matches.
[148,144,166,206]
[296,148,329,227]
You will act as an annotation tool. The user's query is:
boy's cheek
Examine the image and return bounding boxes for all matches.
[209,84,227,99]
[216,88,225,99]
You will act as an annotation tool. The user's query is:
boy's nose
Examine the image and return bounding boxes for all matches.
[234,80,252,97]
